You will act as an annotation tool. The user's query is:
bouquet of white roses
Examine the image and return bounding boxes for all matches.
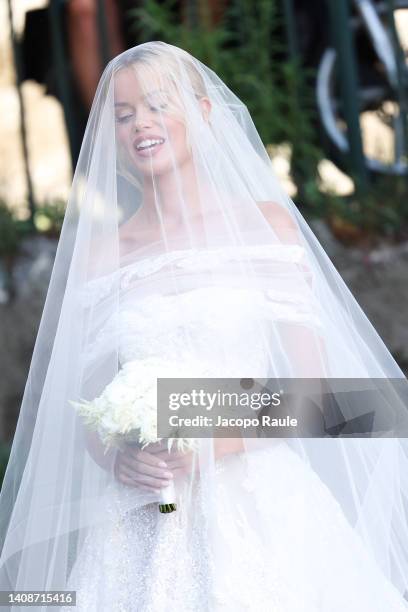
[70,357,199,513]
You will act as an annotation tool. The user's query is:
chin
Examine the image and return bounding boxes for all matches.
[132,150,191,178]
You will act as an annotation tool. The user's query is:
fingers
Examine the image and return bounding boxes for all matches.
[161,450,195,470]
[115,463,172,492]
[124,450,173,478]
[162,457,186,470]
[141,441,191,457]
[128,446,168,467]
[114,447,198,488]
[115,445,198,490]
[150,448,189,462]
[116,464,155,491]
[116,448,174,488]
[164,454,198,476]
[144,440,168,453]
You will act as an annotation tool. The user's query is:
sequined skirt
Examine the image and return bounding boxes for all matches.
[62,444,408,612]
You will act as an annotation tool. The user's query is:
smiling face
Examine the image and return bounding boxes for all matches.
[114,64,192,179]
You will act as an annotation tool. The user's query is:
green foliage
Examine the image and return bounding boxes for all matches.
[126,0,408,241]
[307,174,408,244]
[343,175,408,239]
[33,200,66,237]
[128,0,232,74]
[0,199,66,260]
[0,202,21,258]
[282,60,325,199]
[220,0,287,146]
[127,0,319,153]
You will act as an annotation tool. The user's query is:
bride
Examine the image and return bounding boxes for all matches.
[1,41,408,611]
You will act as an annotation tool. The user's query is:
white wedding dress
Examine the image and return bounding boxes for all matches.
[63,247,408,612]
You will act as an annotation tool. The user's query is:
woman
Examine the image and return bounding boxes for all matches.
[1,41,408,611]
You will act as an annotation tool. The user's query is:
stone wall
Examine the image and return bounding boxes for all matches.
[0,236,57,443]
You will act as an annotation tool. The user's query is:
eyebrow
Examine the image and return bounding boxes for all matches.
[114,89,167,108]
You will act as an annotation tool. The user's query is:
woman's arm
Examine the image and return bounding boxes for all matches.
[214,201,330,461]
[257,200,330,376]
[214,437,245,461]
[84,428,117,473]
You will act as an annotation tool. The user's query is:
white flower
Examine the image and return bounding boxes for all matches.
[70,357,201,454]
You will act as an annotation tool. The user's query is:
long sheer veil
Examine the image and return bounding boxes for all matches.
[0,40,407,602]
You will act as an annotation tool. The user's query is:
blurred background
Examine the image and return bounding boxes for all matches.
[1,0,408,480]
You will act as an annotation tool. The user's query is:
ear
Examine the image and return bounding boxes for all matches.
[199,97,212,123]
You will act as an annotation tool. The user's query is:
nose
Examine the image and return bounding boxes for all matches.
[133,109,153,131]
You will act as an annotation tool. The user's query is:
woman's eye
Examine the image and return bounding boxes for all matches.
[149,104,168,112]
[116,114,133,123]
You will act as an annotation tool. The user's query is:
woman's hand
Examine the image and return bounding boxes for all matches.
[114,438,243,491]
[146,440,199,480]
[145,438,245,479]
[113,443,175,493]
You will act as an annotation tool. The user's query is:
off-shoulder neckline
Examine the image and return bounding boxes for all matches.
[118,242,305,275]
[81,243,307,306]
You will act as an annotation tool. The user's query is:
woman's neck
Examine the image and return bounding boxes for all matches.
[140,158,204,224]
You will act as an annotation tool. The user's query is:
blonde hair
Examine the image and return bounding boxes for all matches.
[113,45,209,190]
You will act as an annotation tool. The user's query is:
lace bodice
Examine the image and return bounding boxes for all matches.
[122,287,273,375]
[80,245,323,376]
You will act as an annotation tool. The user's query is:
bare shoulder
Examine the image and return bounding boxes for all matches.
[257,200,298,229]
[118,216,135,240]
[87,217,142,272]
